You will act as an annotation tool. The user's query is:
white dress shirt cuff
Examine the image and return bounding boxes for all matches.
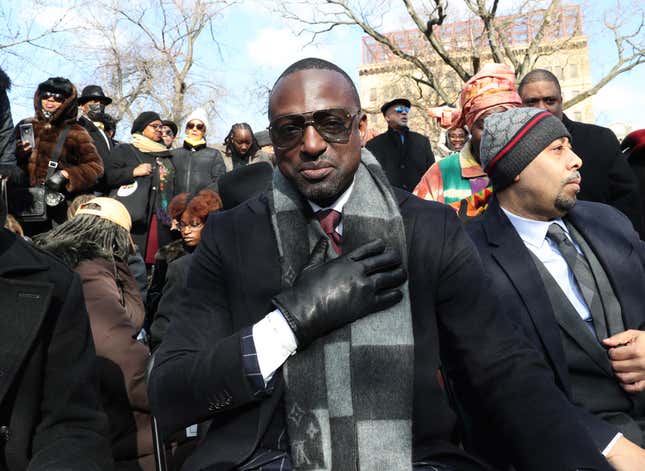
[602,432,623,456]
[252,309,298,384]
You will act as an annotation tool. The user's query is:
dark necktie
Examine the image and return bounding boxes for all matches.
[316,209,342,254]
[546,223,607,339]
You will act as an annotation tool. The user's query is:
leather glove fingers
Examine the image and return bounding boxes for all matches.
[348,238,386,261]
[371,289,404,313]
[371,267,407,291]
[361,249,402,275]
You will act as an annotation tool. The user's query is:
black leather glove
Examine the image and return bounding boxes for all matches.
[273,238,407,348]
[45,171,67,192]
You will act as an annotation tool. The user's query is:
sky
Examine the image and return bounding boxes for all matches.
[2,0,643,142]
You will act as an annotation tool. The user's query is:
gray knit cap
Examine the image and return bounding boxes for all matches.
[480,107,571,191]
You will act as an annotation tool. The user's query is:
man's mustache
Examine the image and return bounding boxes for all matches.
[564,171,581,184]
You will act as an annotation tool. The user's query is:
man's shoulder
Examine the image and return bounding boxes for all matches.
[365,132,389,148]
[0,230,76,287]
[395,188,458,229]
[570,200,632,229]
[564,115,617,141]
[406,129,430,142]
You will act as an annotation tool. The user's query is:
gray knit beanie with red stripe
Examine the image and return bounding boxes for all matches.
[480,107,571,191]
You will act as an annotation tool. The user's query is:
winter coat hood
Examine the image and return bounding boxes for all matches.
[33,77,78,125]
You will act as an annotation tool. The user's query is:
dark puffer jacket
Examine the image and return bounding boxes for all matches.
[171,141,226,194]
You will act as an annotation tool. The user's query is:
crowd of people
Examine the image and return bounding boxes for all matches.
[1,55,645,471]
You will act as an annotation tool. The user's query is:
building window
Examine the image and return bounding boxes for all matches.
[567,64,578,79]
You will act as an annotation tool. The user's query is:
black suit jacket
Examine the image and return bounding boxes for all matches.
[366,128,435,191]
[564,115,643,234]
[466,198,645,457]
[149,189,612,471]
[79,115,112,162]
[0,229,113,470]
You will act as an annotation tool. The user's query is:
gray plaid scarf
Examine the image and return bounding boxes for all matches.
[268,149,414,471]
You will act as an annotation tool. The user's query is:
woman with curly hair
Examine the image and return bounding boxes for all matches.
[148,189,222,348]
[222,122,272,172]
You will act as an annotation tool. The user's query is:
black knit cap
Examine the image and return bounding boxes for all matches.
[131,111,162,134]
[37,77,74,98]
[480,107,571,191]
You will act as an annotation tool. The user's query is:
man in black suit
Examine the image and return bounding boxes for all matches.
[78,85,114,193]
[466,107,645,470]
[365,98,435,191]
[518,69,643,234]
[149,58,613,471]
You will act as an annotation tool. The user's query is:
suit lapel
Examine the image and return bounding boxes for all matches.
[567,205,638,329]
[483,200,570,386]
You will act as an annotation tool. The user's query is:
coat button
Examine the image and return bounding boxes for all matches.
[0,426,10,441]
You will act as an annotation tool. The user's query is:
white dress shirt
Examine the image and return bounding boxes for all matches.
[252,179,355,383]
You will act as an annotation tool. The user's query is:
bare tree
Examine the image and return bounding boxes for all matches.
[275,0,645,111]
[0,1,80,58]
[77,0,234,128]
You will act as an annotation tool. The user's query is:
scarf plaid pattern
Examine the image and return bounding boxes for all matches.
[268,149,414,470]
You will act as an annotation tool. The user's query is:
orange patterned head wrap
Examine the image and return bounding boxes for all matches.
[458,63,522,129]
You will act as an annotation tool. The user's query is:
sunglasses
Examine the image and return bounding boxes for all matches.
[148,123,164,130]
[269,108,359,150]
[186,122,205,131]
[394,106,410,113]
[162,130,174,137]
[42,91,65,103]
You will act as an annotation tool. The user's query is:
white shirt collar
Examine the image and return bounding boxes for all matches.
[500,205,568,249]
[307,178,355,214]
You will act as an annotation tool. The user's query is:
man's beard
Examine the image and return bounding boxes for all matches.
[554,171,581,213]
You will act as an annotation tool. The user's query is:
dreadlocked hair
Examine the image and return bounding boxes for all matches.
[34,214,131,268]
[223,122,260,158]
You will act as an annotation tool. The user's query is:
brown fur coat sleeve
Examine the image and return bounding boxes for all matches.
[28,122,103,192]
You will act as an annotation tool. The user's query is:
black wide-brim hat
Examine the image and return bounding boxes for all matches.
[78,84,112,105]
[380,98,411,114]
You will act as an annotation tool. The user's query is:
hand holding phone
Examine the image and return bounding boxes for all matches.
[19,123,35,150]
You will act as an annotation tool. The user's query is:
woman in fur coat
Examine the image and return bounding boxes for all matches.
[14,77,103,234]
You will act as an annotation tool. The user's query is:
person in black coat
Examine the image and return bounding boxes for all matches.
[149,58,613,471]
[365,98,435,191]
[518,69,643,234]
[171,108,226,194]
[0,226,113,470]
[622,129,645,239]
[466,107,645,470]
[0,66,17,176]
[105,111,174,264]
